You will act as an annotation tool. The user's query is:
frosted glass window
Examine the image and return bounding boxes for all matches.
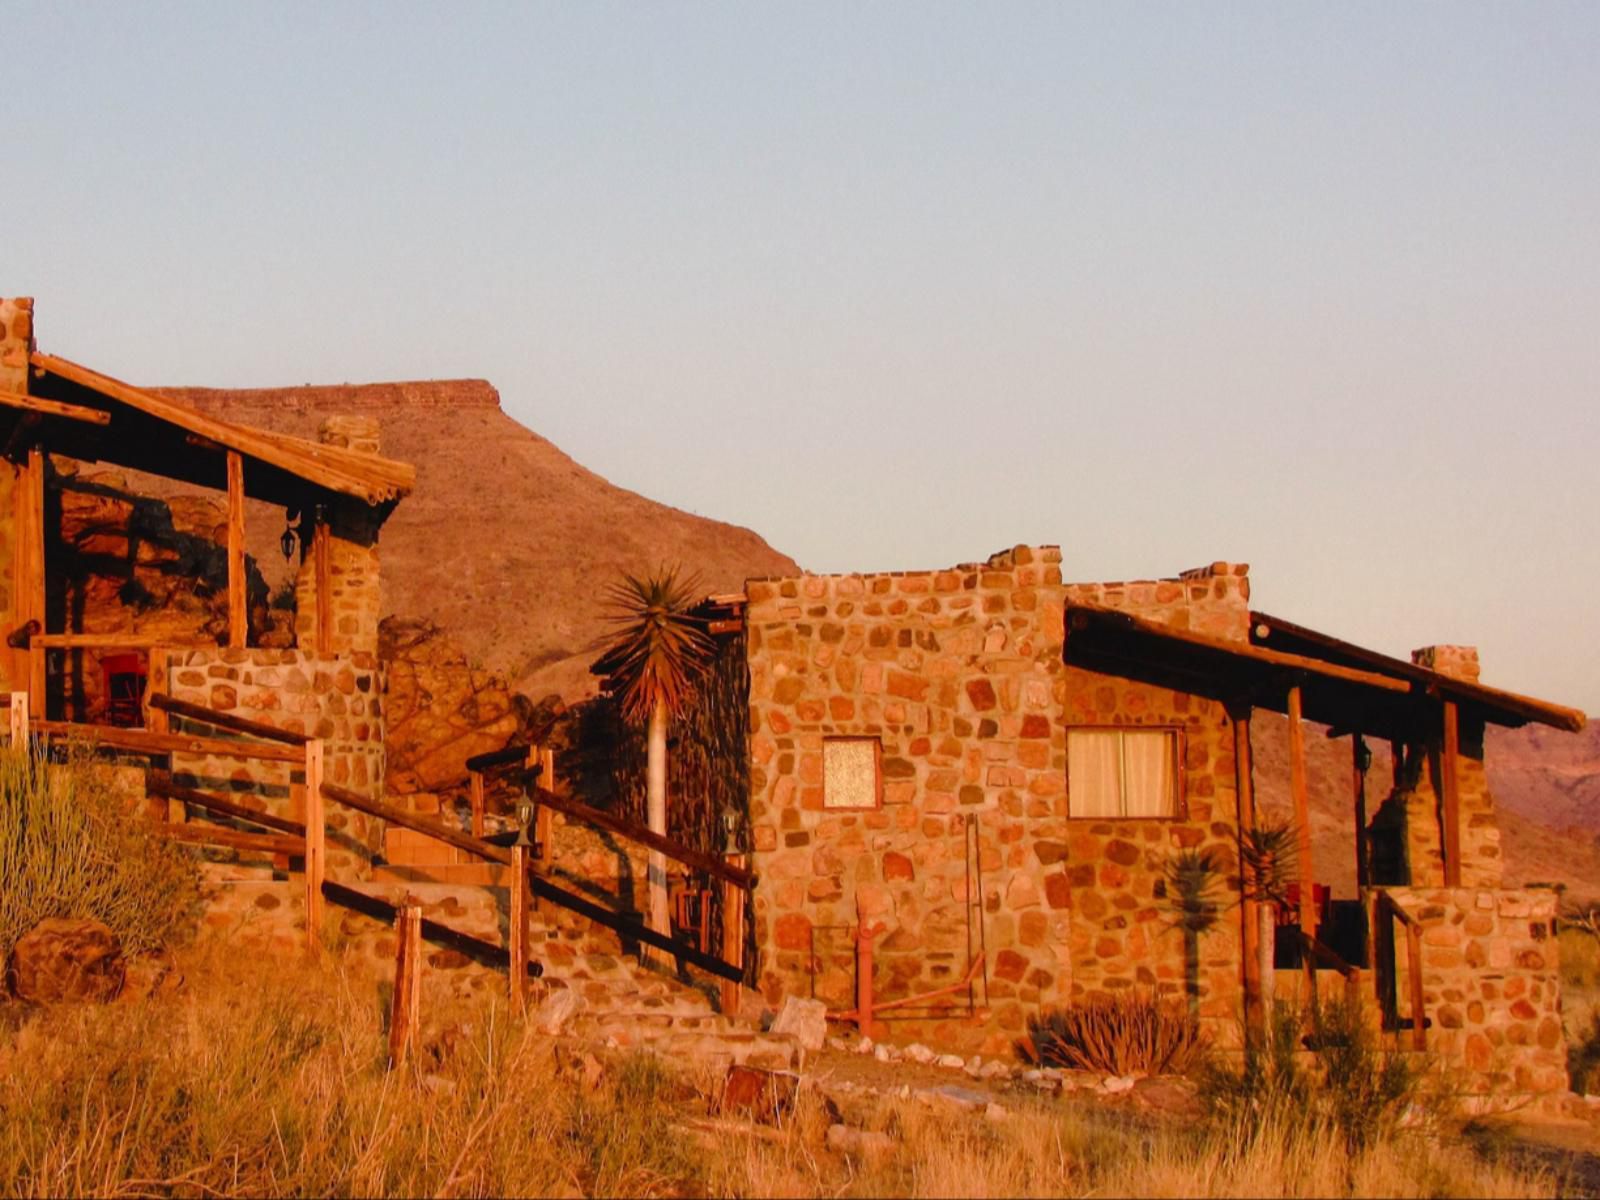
[1068,728,1179,818]
[824,738,880,809]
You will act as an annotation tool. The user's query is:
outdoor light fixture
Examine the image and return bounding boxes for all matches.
[514,789,535,849]
[280,516,299,562]
[721,804,740,853]
[1354,736,1373,775]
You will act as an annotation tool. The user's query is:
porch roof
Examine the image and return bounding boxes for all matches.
[1063,605,1585,738]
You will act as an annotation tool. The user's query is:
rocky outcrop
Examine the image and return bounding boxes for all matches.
[5,917,126,1004]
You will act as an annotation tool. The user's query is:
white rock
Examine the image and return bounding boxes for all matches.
[874,1044,894,1063]
[532,988,581,1035]
[937,1053,966,1070]
[980,1061,1012,1080]
[1103,1075,1136,1094]
[903,1042,936,1065]
[770,996,828,1051]
[855,1036,875,1055]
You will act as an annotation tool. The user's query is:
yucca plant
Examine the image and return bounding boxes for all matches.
[1022,992,1206,1076]
[595,567,714,951]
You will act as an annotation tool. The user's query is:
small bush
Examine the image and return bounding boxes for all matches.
[1202,997,1420,1154]
[1022,992,1206,1076]
[0,744,199,960]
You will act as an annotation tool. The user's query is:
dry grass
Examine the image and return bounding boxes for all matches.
[0,942,1563,1198]
[1022,992,1205,1076]
[0,745,198,961]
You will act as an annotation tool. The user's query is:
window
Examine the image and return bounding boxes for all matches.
[1067,728,1181,818]
[823,737,881,809]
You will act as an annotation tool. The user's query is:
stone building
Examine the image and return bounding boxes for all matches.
[735,544,1586,1094]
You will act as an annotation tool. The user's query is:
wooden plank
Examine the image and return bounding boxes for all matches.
[149,692,310,745]
[30,633,211,650]
[304,741,324,954]
[528,783,758,890]
[0,388,110,425]
[1405,920,1426,1051]
[34,719,303,763]
[154,821,302,857]
[389,904,422,1068]
[719,851,748,1015]
[1441,700,1461,887]
[8,692,27,746]
[146,775,306,837]
[1287,685,1316,937]
[226,451,246,648]
[509,845,529,1014]
[321,780,514,866]
[463,743,540,773]
[313,518,332,656]
[522,871,744,984]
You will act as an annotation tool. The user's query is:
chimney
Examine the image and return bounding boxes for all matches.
[318,414,380,455]
[0,297,35,395]
[1411,644,1480,683]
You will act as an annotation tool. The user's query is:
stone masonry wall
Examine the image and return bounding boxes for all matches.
[745,547,1251,1055]
[294,417,384,660]
[162,646,385,880]
[1384,886,1566,1096]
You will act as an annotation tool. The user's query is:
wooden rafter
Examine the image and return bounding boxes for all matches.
[0,388,109,425]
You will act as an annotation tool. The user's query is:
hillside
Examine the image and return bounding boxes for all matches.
[151,380,798,700]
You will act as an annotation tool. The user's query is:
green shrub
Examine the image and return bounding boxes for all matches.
[1022,992,1206,1076]
[0,744,199,960]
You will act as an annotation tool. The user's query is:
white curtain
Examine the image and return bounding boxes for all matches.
[1123,731,1176,817]
[1068,730,1123,817]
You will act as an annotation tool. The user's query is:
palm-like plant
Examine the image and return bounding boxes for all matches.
[596,568,714,950]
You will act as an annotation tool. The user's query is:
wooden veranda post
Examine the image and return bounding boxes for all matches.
[536,748,555,860]
[313,516,332,657]
[389,904,423,1068]
[226,451,246,649]
[719,849,748,1016]
[469,769,485,839]
[509,844,529,1014]
[1232,707,1261,1033]
[8,692,27,746]
[303,739,325,953]
[15,448,45,717]
[1441,701,1462,886]
[1353,735,1370,890]
[1287,684,1315,937]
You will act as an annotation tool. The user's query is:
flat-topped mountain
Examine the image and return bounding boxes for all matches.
[153,379,798,701]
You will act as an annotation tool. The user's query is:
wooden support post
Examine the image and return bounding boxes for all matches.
[535,748,555,862]
[509,844,529,1014]
[1232,708,1262,1035]
[1287,684,1315,937]
[313,517,332,657]
[1441,701,1461,887]
[1353,735,1370,891]
[469,770,485,839]
[226,451,246,649]
[8,692,27,747]
[719,850,747,1017]
[1405,920,1426,1051]
[303,740,325,954]
[389,903,423,1068]
[15,449,45,718]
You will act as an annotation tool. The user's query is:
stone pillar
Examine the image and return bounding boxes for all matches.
[1412,645,1480,684]
[0,299,33,692]
[0,297,33,395]
[293,416,383,665]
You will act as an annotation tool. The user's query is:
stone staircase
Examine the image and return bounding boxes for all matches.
[197,862,796,1070]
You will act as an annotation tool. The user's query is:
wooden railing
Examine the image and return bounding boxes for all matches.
[1373,891,1428,1051]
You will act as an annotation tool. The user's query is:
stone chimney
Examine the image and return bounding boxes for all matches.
[317,414,381,456]
[1411,644,1481,683]
[293,415,384,663]
[0,297,35,394]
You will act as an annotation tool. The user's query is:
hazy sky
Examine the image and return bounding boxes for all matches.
[8,3,1599,710]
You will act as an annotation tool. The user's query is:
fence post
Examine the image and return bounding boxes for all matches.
[718,850,747,1016]
[510,844,529,1014]
[304,739,324,955]
[8,692,27,746]
[1405,921,1426,1051]
[389,903,423,1068]
[535,748,555,866]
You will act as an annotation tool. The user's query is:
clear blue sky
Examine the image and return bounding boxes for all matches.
[8,2,1598,709]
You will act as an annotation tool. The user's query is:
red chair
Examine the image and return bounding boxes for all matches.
[101,653,147,727]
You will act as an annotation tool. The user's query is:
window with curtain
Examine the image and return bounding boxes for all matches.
[823,737,881,809]
[1067,728,1180,818]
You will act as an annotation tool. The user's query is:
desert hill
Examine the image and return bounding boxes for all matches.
[152,380,798,701]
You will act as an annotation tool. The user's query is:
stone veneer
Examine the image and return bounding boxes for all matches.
[293,416,385,659]
[1383,886,1566,1096]
[744,547,1253,1054]
[159,646,385,880]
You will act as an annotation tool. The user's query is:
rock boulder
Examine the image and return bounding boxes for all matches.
[6,918,126,1004]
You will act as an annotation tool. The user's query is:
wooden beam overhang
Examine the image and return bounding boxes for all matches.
[27,353,415,507]
[1250,610,1586,734]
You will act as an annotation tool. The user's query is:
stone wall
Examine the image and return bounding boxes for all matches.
[161,646,385,880]
[744,546,1251,1054]
[1383,886,1566,1096]
[293,418,384,661]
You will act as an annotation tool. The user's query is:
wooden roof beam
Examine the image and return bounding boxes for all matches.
[0,388,110,426]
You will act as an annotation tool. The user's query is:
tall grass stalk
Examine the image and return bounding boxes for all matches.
[0,744,198,960]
